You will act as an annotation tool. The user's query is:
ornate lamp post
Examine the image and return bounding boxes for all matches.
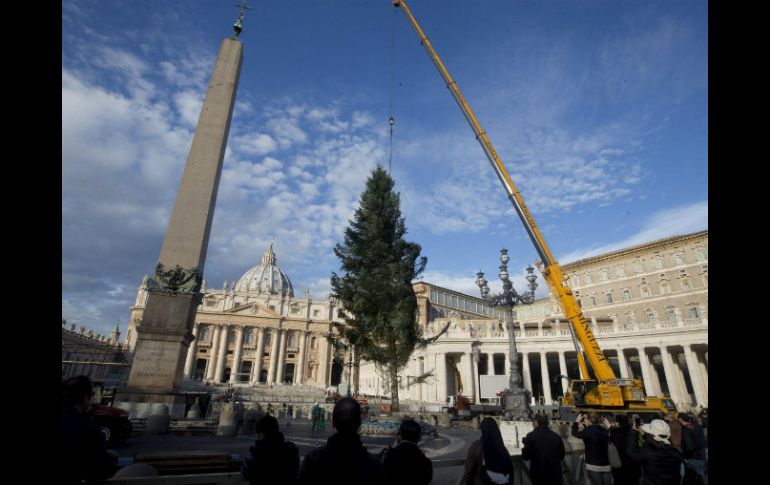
[475,248,538,420]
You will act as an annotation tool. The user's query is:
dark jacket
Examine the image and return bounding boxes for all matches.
[61,406,118,485]
[297,432,384,485]
[521,425,566,485]
[571,422,610,466]
[241,432,299,484]
[383,441,433,485]
[626,429,682,485]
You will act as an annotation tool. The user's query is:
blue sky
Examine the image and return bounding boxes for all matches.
[62,0,708,336]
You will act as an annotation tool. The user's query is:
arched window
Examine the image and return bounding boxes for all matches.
[199,326,210,342]
[245,328,254,344]
[288,332,297,349]
[264,331,272,347]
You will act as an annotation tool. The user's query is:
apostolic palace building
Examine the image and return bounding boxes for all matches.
[125,230,708,411]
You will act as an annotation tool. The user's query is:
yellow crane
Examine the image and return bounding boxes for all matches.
[392,0,676,418]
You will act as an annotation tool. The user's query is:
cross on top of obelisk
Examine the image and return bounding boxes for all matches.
[232,1,251,39]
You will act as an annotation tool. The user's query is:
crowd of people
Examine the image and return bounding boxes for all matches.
[64,373,709,485]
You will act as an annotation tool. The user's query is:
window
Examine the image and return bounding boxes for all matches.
[666,308,677,322]
[659,273,667,281]
[605,292,613,304]
[430,289,438,301]
[313,309,320,317]
[622,289,631,301]
[695,247,706,261]
[654,255,664,269]
[646,310,658,324]
[660,283,671,295]
[228,330,236,344]
[681,279,692,291]
[634,258,644,273]
[572,274,580,286]
[585,273,593,285]
[641,286,650,298]
[311,337,317,349]
[438,292,445,305]
[288,332,297,349]
[599,268,609,281]
[640,277,647,284]
[688,306,701,319]
[264,331,272,346]
[268,305,276,311]
[245,329,254,344]
[616,265,626,278]
[679,269,688,277]
[674,252,685,265]
[626,312,636,325]
[590,296,597,306]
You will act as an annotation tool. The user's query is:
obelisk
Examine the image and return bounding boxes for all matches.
[116,6,248,418]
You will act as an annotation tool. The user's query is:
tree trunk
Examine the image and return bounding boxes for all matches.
[389,364,400,412]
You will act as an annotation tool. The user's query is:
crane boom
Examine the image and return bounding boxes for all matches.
[392,0,616,382]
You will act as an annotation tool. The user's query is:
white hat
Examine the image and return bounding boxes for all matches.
[641,419,671,444]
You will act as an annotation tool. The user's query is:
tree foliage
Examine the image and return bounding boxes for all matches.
[330,166,429,410]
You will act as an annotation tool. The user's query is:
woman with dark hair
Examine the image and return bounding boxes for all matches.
[462,417,514,485]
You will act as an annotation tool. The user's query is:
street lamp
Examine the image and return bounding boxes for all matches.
[475,248,538,421]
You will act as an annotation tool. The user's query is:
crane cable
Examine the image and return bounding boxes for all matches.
[388,4,397,173]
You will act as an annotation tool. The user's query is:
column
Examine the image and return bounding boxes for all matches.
[206,325,222,380]
[276,329,288,384]
[267,329,281,384]
[558,352,568,397]
[229,326,245,384]
[660,346,686,405]
[436,354,448,403]
[295,331,308,384]
[486,353,492,375]
[617,347,630,379]
[183,323,200,378]
[467,352,477,403]
[418,357,424,402]
[214,325,229,382]
[522,352,533,392]
[672,352,691,406]
[540,351,552,404]
[697,349,708,395]
[251,327,266,384]
[590,316,599,334]
[319,337,330,387]
[636,347,656,396]
[683,345,708,407]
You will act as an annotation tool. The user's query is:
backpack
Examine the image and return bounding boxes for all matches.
[608,442,623,468]
[479,457,512,485]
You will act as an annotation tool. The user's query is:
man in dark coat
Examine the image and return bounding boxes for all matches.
[241,415,299,484]
[609,415,641,485]
[297,397,384,485]
[522,413,565,485]
[61,376,118,485]
[680,414,707,485]
[383,419,433,485]
[626,419,682,485]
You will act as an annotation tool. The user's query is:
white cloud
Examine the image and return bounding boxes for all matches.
[559,200,708,263]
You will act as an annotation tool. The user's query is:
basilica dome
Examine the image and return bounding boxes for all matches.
[233,243,294,297]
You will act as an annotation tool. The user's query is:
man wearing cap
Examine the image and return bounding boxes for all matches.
[626,418,682,485]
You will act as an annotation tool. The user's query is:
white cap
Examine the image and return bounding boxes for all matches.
[641,419,671,444]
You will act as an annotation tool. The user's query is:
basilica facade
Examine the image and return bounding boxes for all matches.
[125,231,708,411]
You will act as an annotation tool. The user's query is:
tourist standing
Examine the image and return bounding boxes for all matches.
[311,402,321,433]
[521,413,565,485]
[571,413,613,485]
[241,415,299,484]
[297,397,384,485]
[665,413,683,451]
[286,403,293,427]
[626,419,682,485]
[383,419,433,485]
[61,376,118,484]
[680,414,707,485]
[462,417,514,485]
[608,415,640,485]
